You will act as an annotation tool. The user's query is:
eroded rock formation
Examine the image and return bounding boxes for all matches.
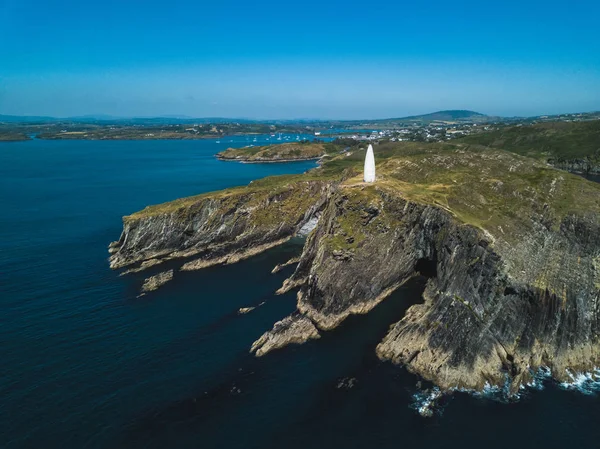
[110,143,600,393]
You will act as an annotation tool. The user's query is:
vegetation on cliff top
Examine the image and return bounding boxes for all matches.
[346,145,599,244]
[127,139,600,249]
[458,119,600,162]
[126,173,324,225]
[217,142,327,161]
[0,132,30,141]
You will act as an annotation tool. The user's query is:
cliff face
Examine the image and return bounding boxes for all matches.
[109,177,334,272]
[252,147,600,392]
[111,142,600,393]
[548,158,600,175]
[253,182,600,392]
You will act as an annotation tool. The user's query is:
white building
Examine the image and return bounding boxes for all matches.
[364,144,375,183]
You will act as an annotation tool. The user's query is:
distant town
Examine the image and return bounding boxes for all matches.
[1,109,599,143]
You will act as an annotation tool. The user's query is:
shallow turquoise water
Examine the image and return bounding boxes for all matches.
[1,137,600,449]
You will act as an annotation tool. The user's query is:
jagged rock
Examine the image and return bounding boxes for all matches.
[549,158,600,175]
[256,149,600,392]
[250,314,320,357]
[271,256,301,274]
[108,179,334,272]
[275,277,307,295]
[180,237,292,271]
[121,258,162,275]
[111,142,600,393]
[140,269,173,293]
[238,307,256,314]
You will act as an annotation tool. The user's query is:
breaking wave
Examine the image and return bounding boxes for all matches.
[411,366,600,417]
[559,368,600,395]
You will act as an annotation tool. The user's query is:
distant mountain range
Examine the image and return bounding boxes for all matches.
[2,109,592,126]
[0,114,264,125]
[0,110,491,125]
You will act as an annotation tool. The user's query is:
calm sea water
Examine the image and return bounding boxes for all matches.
[1,137,600,449]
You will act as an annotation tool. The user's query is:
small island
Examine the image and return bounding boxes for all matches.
[0,132,30,142]
[216,142,328,163]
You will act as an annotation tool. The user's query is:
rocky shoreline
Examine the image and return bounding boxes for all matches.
[108,178,335,292]
[215,142,326,163]
[109,143,600,394]
[217,155,322,163]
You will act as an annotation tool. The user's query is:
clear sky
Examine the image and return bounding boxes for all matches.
[1,0,599,119]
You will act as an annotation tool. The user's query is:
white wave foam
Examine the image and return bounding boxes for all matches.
[410,387,445,417]
[411,366,600,416]
[559,368,600,395]
[451,374,516,402]
[521,366,552,392]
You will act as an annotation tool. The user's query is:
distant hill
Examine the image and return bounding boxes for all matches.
[397,110,487,122]
[358,110,490,125]
[0,110,490,126]
[0,114,261,125]
[0,114,57,123]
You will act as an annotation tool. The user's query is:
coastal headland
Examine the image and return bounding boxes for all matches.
[109,124,600,394]
[216,142,328,163]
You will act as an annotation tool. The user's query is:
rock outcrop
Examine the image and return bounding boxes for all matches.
[250,313,320,356]
[140,269,174,293]
[110,142,600,393]
[109,177,334,273]
[251,147,600,393]
[547,157,600,175]
[217,142,326,163]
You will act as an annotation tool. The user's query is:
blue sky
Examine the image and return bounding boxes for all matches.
[1,0,599,119]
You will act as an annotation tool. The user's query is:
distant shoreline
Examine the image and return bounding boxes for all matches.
[217,155,322,163]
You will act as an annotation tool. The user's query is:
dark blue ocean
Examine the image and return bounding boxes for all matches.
[1,137,600,449]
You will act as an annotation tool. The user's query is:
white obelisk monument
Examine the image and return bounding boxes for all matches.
[364,144,376,182]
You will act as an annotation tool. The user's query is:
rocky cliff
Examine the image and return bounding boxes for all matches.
[109,176,334,273]
[110,142,600,394]
[273,183,600,393]
[547,157,600,175]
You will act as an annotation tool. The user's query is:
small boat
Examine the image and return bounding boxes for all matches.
[216,141,220,143]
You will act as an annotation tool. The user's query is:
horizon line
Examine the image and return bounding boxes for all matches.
[1,109,600,123]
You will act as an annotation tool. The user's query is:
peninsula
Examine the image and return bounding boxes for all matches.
[0,132,30,141]
[216,142,328,162]
[109,125,600,395]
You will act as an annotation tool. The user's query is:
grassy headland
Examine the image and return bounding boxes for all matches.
[131,139,600,247]
[0,132,30,141]
[216,141,329,162]
[458,120,600,163]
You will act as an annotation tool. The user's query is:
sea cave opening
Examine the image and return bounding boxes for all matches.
[415,257,437,278]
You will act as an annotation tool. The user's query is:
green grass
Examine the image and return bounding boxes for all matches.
[217,142,326,161]
[458,120,600,161]
[0,132,30,141]
[320,141,600,246]
[126,139,600,251]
